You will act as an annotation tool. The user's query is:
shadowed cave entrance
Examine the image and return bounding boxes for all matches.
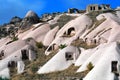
[8,61,17,68]
[67,27,75,35]
[21,49,29,60]
[47,44,57,51]
[63,27,75,37]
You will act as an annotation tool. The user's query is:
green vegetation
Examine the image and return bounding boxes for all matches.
[87,62,94,71]
[12,35,18,41]
[29,64,38,73]
[50,14,77,29]
[50,23,58,29]
[36,42,44,48]
[59,44,67,49]
[33,65,88,80]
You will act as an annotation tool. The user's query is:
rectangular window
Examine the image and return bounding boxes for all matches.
[90,7,92,10]
[21,49,29,60]
[111,61,118,73]
[93,6,95,10]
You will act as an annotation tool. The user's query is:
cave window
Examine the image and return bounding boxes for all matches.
[85,38,88,42]
[111,61,118,73]
[94,39,97,44]
[53,43,56,50]
[65,52,74,61]
[93,6,95,10]
[1,50,4,56]
[47,46,52,51]
[48,44,56,52]
[67,27,75,35]
[98,6,102,10]
[8,61,17,68]
[0,50,4,60]
[90,7,92,11]
[21,49,29,60]
[0,54,2,60]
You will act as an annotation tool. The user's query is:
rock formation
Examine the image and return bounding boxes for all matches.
[20,10,40,29]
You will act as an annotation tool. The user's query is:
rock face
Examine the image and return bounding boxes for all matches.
[17,61,25,74]
[2,7,120,80]
[20,10,40,29]
[38,46,80,74]
[45,14,92,55]
[0,39,37,78]
[25,10,39,22]
[43,26,59,46]
[22,23,50,42]
[10,16,22,24]
[80,42,120,80]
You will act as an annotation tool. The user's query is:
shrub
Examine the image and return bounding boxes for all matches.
[59,44,67,49]
[50,23,58,29]
[36,42,44,48]
[30,64,38,73]
[87,62,94,71]
[12,36,18,41]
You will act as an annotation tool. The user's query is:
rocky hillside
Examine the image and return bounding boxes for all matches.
[0,8,120,80]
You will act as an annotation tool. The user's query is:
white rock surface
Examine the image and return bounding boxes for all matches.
[43,26,59,46]
[25,10,39,18]
[22,24,50,42]
[78,42,120,80]
[75,48,96,66]
[17,61,25,74]
[0,68,10,79]
[38,46,80,74]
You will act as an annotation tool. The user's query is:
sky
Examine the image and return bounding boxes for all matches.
[0,0,120,25]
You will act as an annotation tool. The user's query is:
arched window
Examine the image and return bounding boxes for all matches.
[67,27,75,35]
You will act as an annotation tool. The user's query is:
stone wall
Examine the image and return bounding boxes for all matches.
[86,4,99,12]
[86,4,111,13]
